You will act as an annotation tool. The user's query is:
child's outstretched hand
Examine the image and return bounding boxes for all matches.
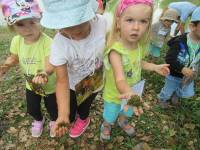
[0,64,9,77]
[53,116,70,137]
[154,64,170,76]
[118,91,138,100]
[133,106,144,116]
[32,71,48,85]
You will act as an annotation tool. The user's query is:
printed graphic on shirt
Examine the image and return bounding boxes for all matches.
[75,59,103,106]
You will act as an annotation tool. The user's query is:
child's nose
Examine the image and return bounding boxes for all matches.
[132,22,139,30]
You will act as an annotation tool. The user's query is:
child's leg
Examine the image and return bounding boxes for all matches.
[69,91,97,138]
[118,115,135,136]
[69,90,78,123]
[26,89,43,121]
[157,75,179,108]
[77,92,98,120]
[176,81,195,99]
[119,105,144,136]
[44,93,58,137]
[26,89,44,137]
[44,93,58,121]
[100,121,111,140]
[101,101,121,140]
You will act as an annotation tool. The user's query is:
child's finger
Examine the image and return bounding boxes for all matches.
[138,106,144,114]
[133,106,139,116]
[143,102,150,110]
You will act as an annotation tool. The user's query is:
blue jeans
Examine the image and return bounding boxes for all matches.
[103,101,134,124]
[158,75,194,102]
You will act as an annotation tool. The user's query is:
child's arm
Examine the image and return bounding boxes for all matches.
[109,50,137,99]
[141,61,170,76]
[0,54,18,76]
[53,64,70,137]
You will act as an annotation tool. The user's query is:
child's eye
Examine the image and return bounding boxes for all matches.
[30,21,36,25]
[126,18,134,23]
[15,23,24,27]
[140,20,149,24]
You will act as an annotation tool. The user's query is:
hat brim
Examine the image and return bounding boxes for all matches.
[40,1,98,29]
[160,17,179,23]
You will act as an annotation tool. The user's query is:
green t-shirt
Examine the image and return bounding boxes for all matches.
[10,33,56,94]
[187,34,200,67]
[103,42,146,104]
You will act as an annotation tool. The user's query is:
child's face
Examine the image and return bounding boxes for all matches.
[13,19,41,43]
[190,22,200,41]
[60,22,91,40]
[117,4,152,46]
[162,20,173,28]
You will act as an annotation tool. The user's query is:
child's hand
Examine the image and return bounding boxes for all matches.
[0,64,10,77]
[133,106,144,116]
[53,116,70,137]
[118,91,138,100]
[32,71,48,85]
[181,67,194,78]
[154,64,170,76]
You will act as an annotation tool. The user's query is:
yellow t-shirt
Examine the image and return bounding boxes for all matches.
[103,42,147,104]
[10,33,56,94]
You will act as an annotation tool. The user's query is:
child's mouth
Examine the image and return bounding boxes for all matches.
[130,34,138,38]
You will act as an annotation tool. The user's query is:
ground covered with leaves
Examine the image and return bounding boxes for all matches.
[0,28,200,150]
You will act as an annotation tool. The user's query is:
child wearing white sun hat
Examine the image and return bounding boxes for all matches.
[40,0,109,138]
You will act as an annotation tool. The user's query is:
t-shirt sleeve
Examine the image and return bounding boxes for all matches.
[10,36,19,55]
[104,43,126,70]
[43,35,53,57]
[49,34,68,66]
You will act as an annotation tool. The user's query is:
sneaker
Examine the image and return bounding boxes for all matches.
[49,121,56,138]
[69,117,90,138]
[158,100,169,109]
[31,118,45,137]
[171,94,180,107]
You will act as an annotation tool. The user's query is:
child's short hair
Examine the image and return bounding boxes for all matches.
[191,21,200,26]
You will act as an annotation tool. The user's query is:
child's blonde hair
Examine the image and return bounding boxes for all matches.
[107,2,153,50]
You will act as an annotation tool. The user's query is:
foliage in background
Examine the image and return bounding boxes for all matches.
[160,0,200,9]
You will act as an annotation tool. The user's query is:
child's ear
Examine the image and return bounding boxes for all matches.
[189,23,195,32]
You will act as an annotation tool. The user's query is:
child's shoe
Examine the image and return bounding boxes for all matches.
[31,118,45,137]
[118,119,135,136]
[158,100,169,109]
[171,94,180,107]
[49,121,56,138]
[69,117,90,138]
[100,122,111,141]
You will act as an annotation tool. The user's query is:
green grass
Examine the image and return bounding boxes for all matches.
[0,26,200,149]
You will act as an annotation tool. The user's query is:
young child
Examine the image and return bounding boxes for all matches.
[40,0,108,138]
[150,8,179,58]
[0,0,58,138]
[158,6,200,109]
[100,0,170,140]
